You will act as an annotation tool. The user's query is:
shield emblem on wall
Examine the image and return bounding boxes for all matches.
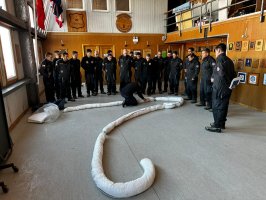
[69,13,85,29]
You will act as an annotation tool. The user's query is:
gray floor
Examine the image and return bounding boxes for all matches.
[1,87,266,200]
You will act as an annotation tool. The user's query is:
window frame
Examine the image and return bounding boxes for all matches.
[66,0,84,11]
[0,0,7,11]
[115,0,131,13]
[28,4,35,29]
[91,0,110,12]
[0,26,18,86]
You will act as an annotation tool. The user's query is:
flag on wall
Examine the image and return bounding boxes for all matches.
[36,0,46,30]
[50,0,64,28]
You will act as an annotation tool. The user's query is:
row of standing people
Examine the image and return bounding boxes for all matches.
[39,43,236,133]
[39,48,190,104]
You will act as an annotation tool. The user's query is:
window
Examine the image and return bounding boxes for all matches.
[0,0,6,10]
[92,0,108,11]
[116,0,130,12]
[67,0,83,9]
[0,26,16,80]
[28,5,35,28]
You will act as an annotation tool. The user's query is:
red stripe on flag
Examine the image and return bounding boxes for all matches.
[36,0,46,30]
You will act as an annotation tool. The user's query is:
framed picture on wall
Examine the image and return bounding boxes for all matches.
[259,59,266,68]
[252,59,259,68]
[249,41,255,50]
[133,50,141,56]
[255,39,264,51]
[242,41,249,51]
[237,59,244,70]
[235,41,242,51]
[248,73,260,85]
[263,74,266,85]
[228,42,234,51]
[238,72,247,84]
[245,58,252,67]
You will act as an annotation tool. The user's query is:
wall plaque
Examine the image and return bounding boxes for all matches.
[116,13,132,33]
[66,11,87,32]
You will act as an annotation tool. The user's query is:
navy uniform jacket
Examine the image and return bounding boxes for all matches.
[169,57,183,78]
[122,82,145,100]
[183,54,199,78]
[142,59,156,79]
[201,55,216,80]
[53,57,61,80]
[186,58,200,81]
[118,55,133,81]
[81,56,96,74]
[103,60,116,82]
[153,57,165,75]
[94,56,103,78]
[164,56,172,75]
[56,59,71,82]
[212,53,236,98]
[69,58,81,80]
[133,58,144,81]
[39,59,54,83]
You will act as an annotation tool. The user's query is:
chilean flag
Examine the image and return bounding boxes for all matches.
[50,0,63,28]
[36,0,46,30]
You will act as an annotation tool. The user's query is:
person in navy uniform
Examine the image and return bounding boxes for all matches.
[168,51,183,95]
[103,54,116,95]
[141,54,155,95]
[182,48,197,96]
[153,51,165,94]
[118,49,133,90]
[205,43,236,133]
[184,54,200,103]
[196,48,216,109]
[81,49,96,97]
[39,52,55,103]
[56,52,75,102]
[53,50,61,99]
[69,51,83,99]
[104,50,117,93]
[94,50,106,95]
[129,51,134,81]
[121,82,148,107]
[133,52,144,82]
[163,51,172,93]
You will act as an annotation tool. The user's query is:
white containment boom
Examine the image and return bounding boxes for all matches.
[64,96,184,198]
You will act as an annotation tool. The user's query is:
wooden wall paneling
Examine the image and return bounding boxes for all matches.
[99,45,114,58]
[43,33,165,83]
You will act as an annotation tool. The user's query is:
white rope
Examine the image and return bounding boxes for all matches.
[64,96,184,198]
